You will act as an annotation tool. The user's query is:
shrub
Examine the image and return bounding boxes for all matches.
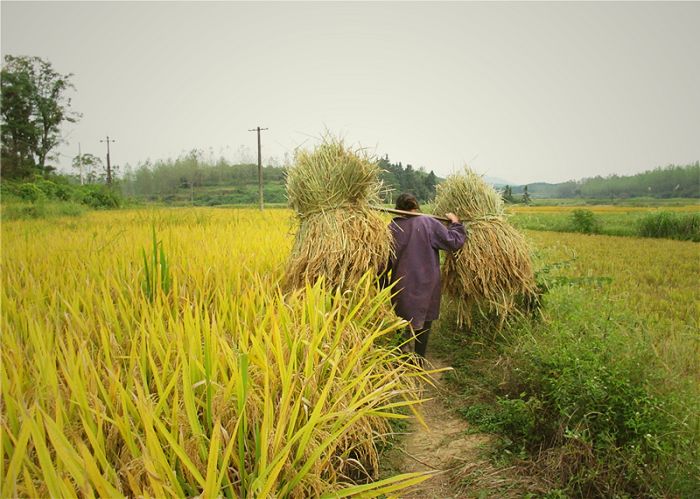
[0,181,20,198]
[2,202,48,219]
[440,281,699,497]
[3,179,77,203]
[80,185,122,208]
[34,179,59,198]
[16,183,45,203]
[637,211,700,241]
[493,289,699,496]
[569,209,600,234]
[53,183,73,201]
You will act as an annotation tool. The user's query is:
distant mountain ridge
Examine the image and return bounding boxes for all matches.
[495,163,699,199]
[482,175,513,187]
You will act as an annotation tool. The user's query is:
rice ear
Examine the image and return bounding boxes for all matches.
[434,167,536,325]
[433,169,504,221]
[286,137,384,216]
[284,136,392,291]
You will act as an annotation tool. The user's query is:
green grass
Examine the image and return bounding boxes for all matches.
[1,200,87,220]
[149,182,287,206]
[525,197,700,207]
[432,280,699,497]
[638,211,700,241]
[509,211,633,236]
[509,210,700,240]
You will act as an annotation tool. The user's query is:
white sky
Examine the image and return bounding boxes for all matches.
[2,1,699,185]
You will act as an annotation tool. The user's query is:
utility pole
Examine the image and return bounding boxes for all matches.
[100,135,116,185]
[248,126,268,210]
[78,143,84,185]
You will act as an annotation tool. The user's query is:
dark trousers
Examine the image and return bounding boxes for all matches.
[404,321,432,358]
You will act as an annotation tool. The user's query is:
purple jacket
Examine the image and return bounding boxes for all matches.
[386,215,466,329]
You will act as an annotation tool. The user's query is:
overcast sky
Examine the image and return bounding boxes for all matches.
[2,1,699,185]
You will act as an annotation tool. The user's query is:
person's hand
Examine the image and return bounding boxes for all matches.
[446,212,460,223]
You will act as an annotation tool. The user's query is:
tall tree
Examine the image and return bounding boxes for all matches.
[425,170,437,199]
[72,153,103,184]
[1,55,80,178]
[0,64,36,177]
[502,185,513,202]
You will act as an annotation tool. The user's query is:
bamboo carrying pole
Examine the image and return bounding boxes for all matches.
[369,205,451,222]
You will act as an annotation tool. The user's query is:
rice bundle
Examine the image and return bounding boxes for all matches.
[433,168,536,325]
[284,137,391,291]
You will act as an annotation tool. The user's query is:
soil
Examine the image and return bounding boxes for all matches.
[383,354,494,498]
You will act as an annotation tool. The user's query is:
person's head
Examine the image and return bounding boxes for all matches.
[395,193,419,211]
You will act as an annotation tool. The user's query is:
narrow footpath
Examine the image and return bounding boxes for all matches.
[386,355,493,498]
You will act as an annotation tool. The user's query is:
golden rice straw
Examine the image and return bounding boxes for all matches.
[284,136,391,291]
[433,168,536,326]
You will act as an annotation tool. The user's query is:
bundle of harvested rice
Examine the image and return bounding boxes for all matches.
[284,137,391,291]
[433,167,505,219]
[433,168,536,325]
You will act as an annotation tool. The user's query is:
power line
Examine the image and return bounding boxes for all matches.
[78,143,83,185]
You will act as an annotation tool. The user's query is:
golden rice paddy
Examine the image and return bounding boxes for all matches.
[2,205,697,496]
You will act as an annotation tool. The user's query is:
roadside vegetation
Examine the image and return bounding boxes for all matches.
[1,176,122,220]
[433,230,699,497]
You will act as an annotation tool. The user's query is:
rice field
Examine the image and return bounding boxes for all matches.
[508,204,700,214]
[524,229,699,385]
[507,203,700,239]
[2,206,698,496]
[0,208,431,497]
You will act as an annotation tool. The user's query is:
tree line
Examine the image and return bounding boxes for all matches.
[2,54,696,204]
[506,163,699,200]
[377,156,438,203]
[569,163,699,198]
[117,152,439,205]
[120,151,287,204]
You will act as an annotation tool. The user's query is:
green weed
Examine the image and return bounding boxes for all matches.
[436,283,699,497]
[2,201,86,220]
[637,211,700,241]
[569,209,600,234]
[141,226,172,302]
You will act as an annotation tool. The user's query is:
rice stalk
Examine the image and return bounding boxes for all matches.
[433,168,536,325]
[1,210,430,496]
[433,168,504,221]
[284,137,391,291]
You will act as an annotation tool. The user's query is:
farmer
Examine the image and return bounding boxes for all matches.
[384,192,466,362]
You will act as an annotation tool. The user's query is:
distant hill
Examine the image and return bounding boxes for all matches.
[505,163,699,199]
[483,175,513,187]
[509,182,560,198]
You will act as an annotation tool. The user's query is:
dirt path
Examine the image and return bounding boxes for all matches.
[389,354,493,498]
